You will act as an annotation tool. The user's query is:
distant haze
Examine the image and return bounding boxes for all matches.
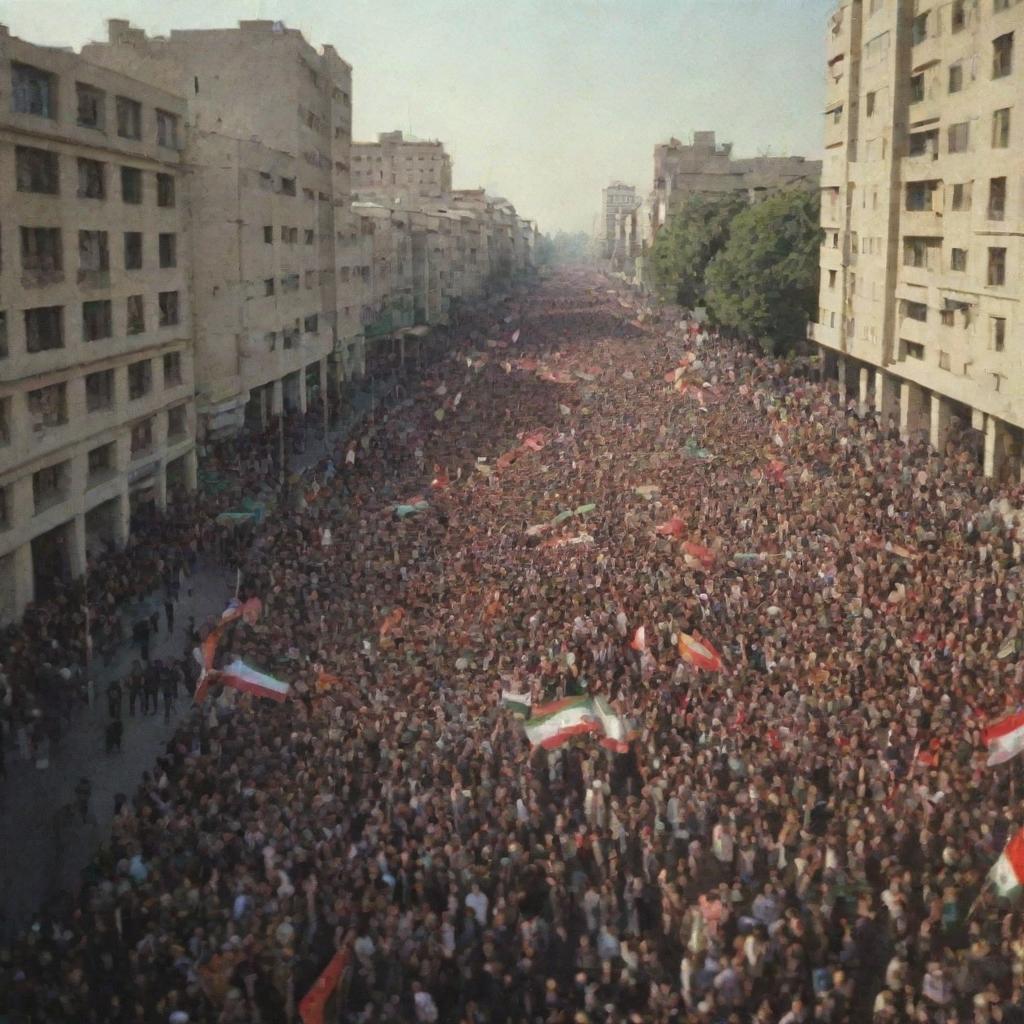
[0,0,833,233]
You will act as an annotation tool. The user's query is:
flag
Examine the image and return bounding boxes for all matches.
[593,697,630,753]
[299,949,349,1024]
[678,633,724,672]
[221,597,242,621]
[379,607,405,640]
[524,696,602,749]
[201,623,227,670]
[682,541,715,570]
[316,669,343,693]
[630,626,647,652]
[511,328,521,344]
[431,466,450,490]
[656,516,685,539]
[983,710,1024,766]
[989,828,1024,898]
[217,660,290,703]
[501,689,532,718]
[241,597,262,626]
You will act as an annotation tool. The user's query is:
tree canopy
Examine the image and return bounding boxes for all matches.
[651,193,746,307]
[705,189,821,353]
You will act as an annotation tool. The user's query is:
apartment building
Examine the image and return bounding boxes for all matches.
[0,27,195,620]
[645,131,822,241]
[83,19,355,436]
[601,181,640,261]
[810,0,1024,481]
[352,130,453,203]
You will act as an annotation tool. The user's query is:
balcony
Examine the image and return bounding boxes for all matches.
[901,209,943,237]
[807,320,839,350]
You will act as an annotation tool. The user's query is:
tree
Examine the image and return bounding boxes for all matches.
[651,193,746,307]
[704,189,820,353]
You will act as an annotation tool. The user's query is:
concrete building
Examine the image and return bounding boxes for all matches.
[0,27,195,621]
[83,19,355,436]
[809,0,1024,481]
[601,181,641,268]
[645,131,822,241]
[352,130,452,204]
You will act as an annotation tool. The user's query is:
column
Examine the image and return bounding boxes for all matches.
[297,368,308,414]
[858,367,870,417]
[875,370,899,422]
[68,513,87,577]
[899,381,926,442]
[13,543,34,620]
[271,379,284,416]
[984,415,1012,481]
[836,356,848,407]
[114,486,131,548]
[929,393,951,452]
[154,465,167,511]
[184,448,198,491]
[319,356,330,437]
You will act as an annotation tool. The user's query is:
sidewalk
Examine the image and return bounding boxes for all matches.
[0,561,230,940]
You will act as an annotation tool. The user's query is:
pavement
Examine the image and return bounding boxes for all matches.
[0,373,406,941]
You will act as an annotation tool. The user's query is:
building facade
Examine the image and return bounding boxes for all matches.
[352,130,452,203]
[83,19,354,437]
[0,27,195,620]
[645,131,822,242]
[810,0,1024,481]
[601,181,641,267]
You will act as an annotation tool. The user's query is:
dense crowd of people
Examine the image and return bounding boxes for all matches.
[2,269,1024,1023]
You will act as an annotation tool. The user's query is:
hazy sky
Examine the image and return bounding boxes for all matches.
[0,0,834,234]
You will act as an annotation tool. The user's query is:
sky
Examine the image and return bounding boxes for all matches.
[0,0,835,234]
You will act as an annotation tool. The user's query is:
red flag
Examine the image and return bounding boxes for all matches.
[241,597,262,626]
[431,466,450,490]
[379,607,405,640]
[630,626,646,652]
[202,623,227,670]
[299,949,349,1024]
[682,541,715,570]
[678,633,723,672]
[655,516,686,539]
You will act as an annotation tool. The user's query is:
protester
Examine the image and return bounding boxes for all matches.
[1,270,1023,1024]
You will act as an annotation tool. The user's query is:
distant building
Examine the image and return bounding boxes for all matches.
[601,182,641,267]
[0,26,195,619]
[352,130,453,203]
[809,0,1023,482]
[645,131,821,242]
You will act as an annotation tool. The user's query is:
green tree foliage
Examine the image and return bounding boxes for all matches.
[704,189,821,353]
[651,193,746,307]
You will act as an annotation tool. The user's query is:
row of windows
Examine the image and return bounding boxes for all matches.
[0,292,180,356]
[905,175,1010,219]
[7,227,178,278]
[905,107,1012,155]
[11,62,180,147]
[263,225,317,245]
[897,299,1008,352]
[15,145,176,205]
[902,237,1009,285]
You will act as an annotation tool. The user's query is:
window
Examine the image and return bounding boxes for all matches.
[24,306,63,352]
[828,269,837,288]
[156,109,179,148]
[280,176,296,196]
[305,229,315,245]
[130,418,154,456]
[76,82,104,128]
[906,180,939,210]
[304,314,318,333]
[952,0,967,31]
[951,247,968,271]
[124,232,143,270]
[938,350,951,370]
[263,225,273,244]
[20,227,63,277]
[158,233,177,268]
[0,313,6,360]
[156,173,175,208]
[952,182,972,210]
[128,359,152,400]
[831,105,843,124]
[992,107,1011,148]
[992,316,1006,351]
[163,351,182,386]
[283,326,299,349]
[948,122,970,153]
[16,146,59,194]
[117,167,143,207]
[85,369,114,412]
[87,443,114,482]
[908,129,939,158]
[995,0,1014,11]
[282,274,299,293]
[949,64,963,93]
[988,247,1007,285]
[264,278,275,296]
[82,300,112,342]
[33,462,68,512]
[0,397,9,445]
[76,158,105,199]
[167,405,187,438]
[993,33,1014,78]
[116,96,142,139]
[259,172,273,191]
[78,230,110,280]
[902,340,925,360]
[304,270,315,289]
[903,300,928,322]
[910,73,925,103]
[940,309,955,326]
[12,63,57,118]
[988,177,1006,219]
[27,382,67,428]
[126,295,145,335]
[912,12,929,44]
[158,291,179,326]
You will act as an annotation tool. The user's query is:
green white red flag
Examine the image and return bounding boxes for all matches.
[983,710,1024,767]
[989,827,1024,898]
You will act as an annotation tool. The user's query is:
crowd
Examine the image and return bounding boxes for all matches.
[2,268,1024,1024]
